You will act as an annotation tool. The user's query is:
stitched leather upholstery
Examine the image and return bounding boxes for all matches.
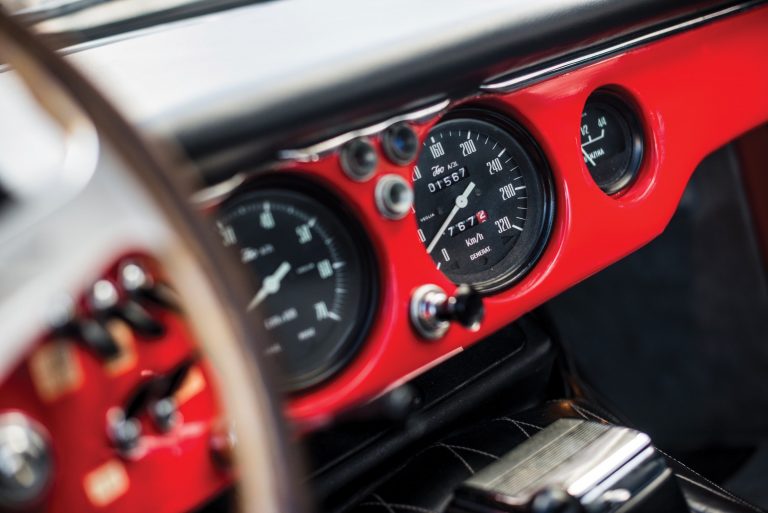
[350,400,763,513]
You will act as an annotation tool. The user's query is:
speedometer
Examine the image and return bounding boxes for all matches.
[217,185,376,392]
[413,111,554,292]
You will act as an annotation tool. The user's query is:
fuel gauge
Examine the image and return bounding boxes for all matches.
[580,91,644,194]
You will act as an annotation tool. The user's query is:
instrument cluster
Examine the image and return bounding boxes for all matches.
[209,89,649,421]
[203,9,768,423]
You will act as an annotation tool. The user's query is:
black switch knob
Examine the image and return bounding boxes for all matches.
[116,300,165,339]
[119,260,179,311]
[436,284,484,330]
[107,409,142,454]
[410,284,484,340]
[78,318,121,359]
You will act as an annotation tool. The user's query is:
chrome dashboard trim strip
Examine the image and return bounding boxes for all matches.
[277,98,450,163]
[189,171,247,207]
[482,0,765,93]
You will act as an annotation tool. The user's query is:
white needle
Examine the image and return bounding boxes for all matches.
[426,181,476,254]
[247,261,291,311]
[581,147,597,166]
[581,129,604,167]
[581,129,605,147]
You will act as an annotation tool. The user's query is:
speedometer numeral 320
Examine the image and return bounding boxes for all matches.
[412,110,555,293]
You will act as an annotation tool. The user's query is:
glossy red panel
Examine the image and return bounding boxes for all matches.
[0,257,231,513]
[284,6,768,426]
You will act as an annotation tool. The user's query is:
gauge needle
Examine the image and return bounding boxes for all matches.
[247,261,291,311]
[581,147,597,166]
[581,129,604,166]
[581,130,605,147]
[426,181,476,254]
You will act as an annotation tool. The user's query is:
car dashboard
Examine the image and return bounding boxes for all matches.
[61,0,768,425]
[1,1,768,512]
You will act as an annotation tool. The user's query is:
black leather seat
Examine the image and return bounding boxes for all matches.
[350,400,763,513]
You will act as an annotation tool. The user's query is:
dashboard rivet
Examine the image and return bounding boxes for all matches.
[340,137,378,182]
[119,261,152,292]
[89,280,119,312]
[375,174,413,220]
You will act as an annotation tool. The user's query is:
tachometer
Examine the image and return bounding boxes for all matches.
[413,111,554,292]
[217,186,375,391]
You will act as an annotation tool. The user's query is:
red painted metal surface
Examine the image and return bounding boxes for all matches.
[285,6,768,426]
[0,257,231,513]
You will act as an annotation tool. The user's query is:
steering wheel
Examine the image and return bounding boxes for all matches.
[0,10,305,513]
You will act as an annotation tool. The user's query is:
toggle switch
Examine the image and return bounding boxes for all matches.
[410,284,484,340]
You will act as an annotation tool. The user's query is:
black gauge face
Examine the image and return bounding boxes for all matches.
[580,92,643,194]
[217,188,374,391]
[413,113,554,292]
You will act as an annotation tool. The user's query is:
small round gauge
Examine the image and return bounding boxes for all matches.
[580,91,644,194]
[413,111,554,293]
[217,186,375,391]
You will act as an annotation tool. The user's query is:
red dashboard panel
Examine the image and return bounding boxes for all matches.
[0,257,231,513]
[284,5,768,426]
